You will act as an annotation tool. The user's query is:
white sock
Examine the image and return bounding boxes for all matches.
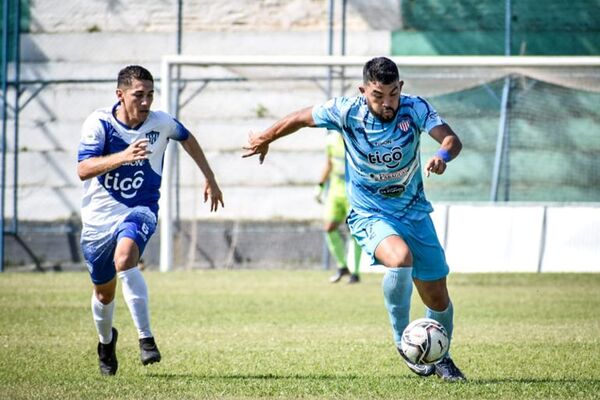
[91,294,114,344]
[118,267,153,339]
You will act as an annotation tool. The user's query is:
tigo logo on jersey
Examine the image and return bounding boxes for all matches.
[367,147,403,168]
[103,170,145,199]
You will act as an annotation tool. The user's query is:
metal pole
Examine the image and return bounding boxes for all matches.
[174,0,183,230]
[340,0,347,95]
[490,0,512,201]
[0,0,11,272]
[177,0,183,55]
[490,77,510,201]
[504,0,511,57]
[326,0,334,98]
[537,206,547,273]
[322,0,336,271]
[159,59,174,272]
[502,0,512,200]
[12,0,21,233]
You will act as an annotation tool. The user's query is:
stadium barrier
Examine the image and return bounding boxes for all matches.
[360,203,600,274]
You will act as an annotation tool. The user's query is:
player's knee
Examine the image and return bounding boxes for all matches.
[428,297,449,312]
[114,253,136,272]
[424,292,450,311]
[95,290,115,304]
[384,252,413,269]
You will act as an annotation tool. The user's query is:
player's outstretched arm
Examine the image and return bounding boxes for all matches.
[242,106,316,164]
[424,124,462,177]
[181,133,224,212]
[77,138,150,181]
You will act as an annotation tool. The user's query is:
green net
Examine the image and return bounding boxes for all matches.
[171,59,600,203]
[422,71,600,202]
[394,0,600,55]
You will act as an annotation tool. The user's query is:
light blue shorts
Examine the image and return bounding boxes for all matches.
[347,210,449,281]
[81,208,157,285]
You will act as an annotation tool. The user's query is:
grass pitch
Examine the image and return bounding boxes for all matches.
[0,270,599,399]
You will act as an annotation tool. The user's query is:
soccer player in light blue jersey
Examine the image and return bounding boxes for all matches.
[78,65,224,376]
[243,57,465,381]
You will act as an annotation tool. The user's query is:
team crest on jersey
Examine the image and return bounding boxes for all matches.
[397,118,411,132]
[145,131,159,144]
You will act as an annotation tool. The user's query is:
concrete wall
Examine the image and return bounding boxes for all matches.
[6,1,389,223]
[27,0,370,33]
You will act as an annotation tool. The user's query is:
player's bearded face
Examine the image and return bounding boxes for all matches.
[360,80,403,123]
[116,79,154,126]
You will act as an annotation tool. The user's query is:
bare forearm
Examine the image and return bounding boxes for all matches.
[78,153,126,181]
[243,106,315,163]
[425,124,462,177]
[439,134,462,161]
[182,134,216,182]
[78,138,150,181]
[430,123,462,161]
[257,107,315,145]
[182,133,224,212]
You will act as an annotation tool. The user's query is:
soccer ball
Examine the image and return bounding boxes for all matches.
[400,318,449,365]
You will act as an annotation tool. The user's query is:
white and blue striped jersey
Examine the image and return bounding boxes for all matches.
[312,94,444,220]
[77,103,189,230]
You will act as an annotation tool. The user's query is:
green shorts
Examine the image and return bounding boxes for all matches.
[324,191,350,223]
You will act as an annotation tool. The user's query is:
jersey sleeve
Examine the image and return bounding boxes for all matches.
[312,97,353,131]
[171,117,191,141]
[77,113,106,162]
[415,96,445,133]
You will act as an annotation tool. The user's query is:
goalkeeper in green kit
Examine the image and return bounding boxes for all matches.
[315,131,362,283]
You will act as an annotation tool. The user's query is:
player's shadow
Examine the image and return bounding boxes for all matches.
[148,373,600,386]
[147,372,363,380]
[475,377,600,385]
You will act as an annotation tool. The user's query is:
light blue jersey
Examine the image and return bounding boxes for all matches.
[312,94,444,220]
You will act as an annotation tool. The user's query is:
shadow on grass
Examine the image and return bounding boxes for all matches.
[473,377,600,385]
[146,372,600,386]
[147,372,362,380]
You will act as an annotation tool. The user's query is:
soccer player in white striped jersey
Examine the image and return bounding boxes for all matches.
[243,57,465,381]
[78,65,224,375]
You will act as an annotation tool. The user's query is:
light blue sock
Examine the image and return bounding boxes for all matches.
[426,301,454,348]
[382,267,413,346]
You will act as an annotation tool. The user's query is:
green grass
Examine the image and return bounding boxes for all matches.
[1,270,599,399]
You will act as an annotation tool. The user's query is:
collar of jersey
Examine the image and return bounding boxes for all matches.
[111,102,146,131]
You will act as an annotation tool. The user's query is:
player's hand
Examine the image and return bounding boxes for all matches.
[424,156,447,178]
[313,184,324,204]
[123,138,151,163]
[242,132,270,164]
[204,179,224,212]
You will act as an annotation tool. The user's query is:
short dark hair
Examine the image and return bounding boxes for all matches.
[117,65,154,88]
[363,57,399,85]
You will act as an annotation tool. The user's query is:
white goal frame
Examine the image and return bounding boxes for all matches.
[159,55,600,272]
